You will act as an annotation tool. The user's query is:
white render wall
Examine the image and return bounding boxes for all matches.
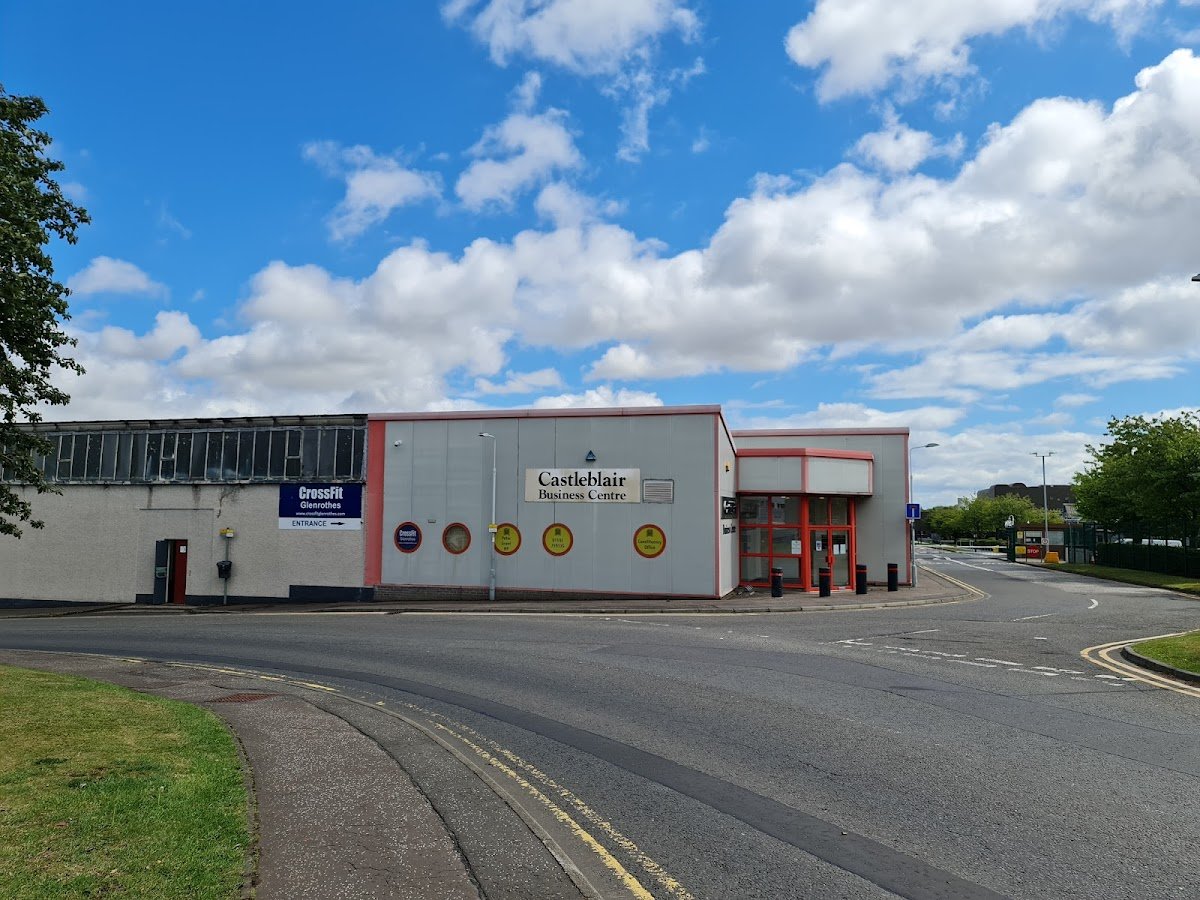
[0,483,365,603]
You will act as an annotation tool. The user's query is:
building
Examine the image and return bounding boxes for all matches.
[0,407,913,605]
[977,482,1076,519]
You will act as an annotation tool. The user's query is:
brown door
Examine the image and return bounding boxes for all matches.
[169,540,188,604]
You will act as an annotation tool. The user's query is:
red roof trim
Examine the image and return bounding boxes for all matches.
[368,405,722,422]
[736,448,874,460]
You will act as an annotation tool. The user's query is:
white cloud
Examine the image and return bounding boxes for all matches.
[786,0,1160,101]
[1056,393,1099,407]
[443,0,702,161]
[533,182,622,228]
[49,51,1200,423]
[851,108,964,173]
[442,0,697,74]
[67,257,168,298]
[531,385,663,408]
[456,109,582,209]
[731,402,967,433]
[303,142,441,242]
[474,368,564,394]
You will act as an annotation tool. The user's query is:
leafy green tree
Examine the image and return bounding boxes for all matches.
[921,495,1058,542]
[1,86,89,537]
[1075,412,1200,547]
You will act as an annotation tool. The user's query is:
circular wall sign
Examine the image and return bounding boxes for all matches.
[542,523,574,556]
[633,524,666,559]
[394,522,422,553]
[494,523,521,556]
[442,523,471,554]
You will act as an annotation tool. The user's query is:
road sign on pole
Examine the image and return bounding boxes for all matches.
[906,503,921,520]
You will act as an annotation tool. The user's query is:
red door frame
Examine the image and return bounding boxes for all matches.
[738,494,857,592]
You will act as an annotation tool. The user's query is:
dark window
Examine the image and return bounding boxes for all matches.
[237,430,255,479]
[84,434,102,480]
[286,430,302,478]
[130,433,147,481]
[252,430,270,478]
[55,435,72,481]
[207,432,224,480]
[174,432,192,480]
[159,433,177,480]
[268,430,286,478]
[71,435,89,480]
[191,432,208,480]
[334,429,354,477]
[145,433,162,480]
[220,431,238,481]
[99,433,118,480]
[351,428,365,479]
[317,429,336,477]
[117,433,134,480]
[301,429,319,478]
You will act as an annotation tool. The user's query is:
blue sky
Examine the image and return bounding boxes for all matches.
[4,1,1199,505]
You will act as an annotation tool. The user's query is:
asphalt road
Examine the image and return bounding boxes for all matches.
[3,552,1198,899]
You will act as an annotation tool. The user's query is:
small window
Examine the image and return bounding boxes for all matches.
[159,433,177,480]
[252,430,270,478]
[237,431,255,479]
[175,432,192,480]
[335,428,354,477]
[70,435,88,480]
[301,429,319,478]
[190,432,208,481]
[117,433,134,481]
[100,433,118,480]
[84,434,102,480]
[442,523,471,554]
[145,433,162,480]
[317,429,336,477]
[286,429,303,478]
[268,430,286,478]
[56,434,73,481]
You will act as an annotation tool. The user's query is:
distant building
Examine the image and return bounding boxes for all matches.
[977,482,1077,519]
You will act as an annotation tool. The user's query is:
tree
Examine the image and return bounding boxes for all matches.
[920,495,1058,542]
[1,86,89,537]
[1075,412,1200,548]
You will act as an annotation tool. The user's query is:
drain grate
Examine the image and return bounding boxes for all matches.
[210,692,279,703]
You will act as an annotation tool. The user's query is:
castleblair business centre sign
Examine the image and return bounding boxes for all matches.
[524,469,640,503]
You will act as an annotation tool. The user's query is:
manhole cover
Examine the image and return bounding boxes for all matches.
[210,692,279,703]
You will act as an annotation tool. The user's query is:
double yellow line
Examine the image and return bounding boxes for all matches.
[1081,634,1200,699]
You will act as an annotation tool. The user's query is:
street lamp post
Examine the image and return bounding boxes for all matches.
[479,433,497,602]
[1031,451,1055,562]
[909,442,939,587]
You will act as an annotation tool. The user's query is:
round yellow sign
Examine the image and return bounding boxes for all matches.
[494,523,521,556]
[542,523,574,556]
[634,524,666,559]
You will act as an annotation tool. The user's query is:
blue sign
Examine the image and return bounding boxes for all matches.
[278,484,363,530]
[906,503,921,520]
[394,522,422,553]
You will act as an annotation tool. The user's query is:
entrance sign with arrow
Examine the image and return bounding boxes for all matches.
[278,483,363,531]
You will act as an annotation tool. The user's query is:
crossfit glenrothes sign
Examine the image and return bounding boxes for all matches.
[525,468,640,502]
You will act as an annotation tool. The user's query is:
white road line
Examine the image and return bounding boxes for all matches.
[953,660,997,668]
[902,629,940,635]
[1088,599,1098,609]
[976,657,1023,666]
[1014,613,1054,621]
[1032,665,1084,675]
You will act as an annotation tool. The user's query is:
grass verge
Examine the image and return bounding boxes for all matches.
[1131,632,1200,676]
[1044,562,1200,597]
[0,665,250,899]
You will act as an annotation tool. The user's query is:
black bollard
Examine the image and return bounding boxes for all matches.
[855,563,868,595]
[770,567,783,598]
[887,562,899,591]
[818,566,831,597]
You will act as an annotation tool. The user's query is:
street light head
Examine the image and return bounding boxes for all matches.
[923,442,939,449]
[1192,273,1200,282]
[478,432,494,439]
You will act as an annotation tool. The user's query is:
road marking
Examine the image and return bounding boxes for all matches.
[1081,634,1200,698]
[976,658,1023,666]
[1014,613,1054,621]
[902,629,940,635]
[1031,666,1084,675]
[952,660,996,668]
[1087,599,1098,610]
[156,659,686,898]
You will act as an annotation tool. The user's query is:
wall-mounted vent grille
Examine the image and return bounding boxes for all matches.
[642,479,674,503]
